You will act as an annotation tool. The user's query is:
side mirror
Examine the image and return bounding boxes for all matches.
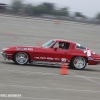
[54,47,58,51]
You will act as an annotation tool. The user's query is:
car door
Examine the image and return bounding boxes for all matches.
[46,41,70,63]
[32,47,46,61]
[32,40,55,61]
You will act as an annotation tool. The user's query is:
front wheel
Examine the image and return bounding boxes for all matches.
[70,56,87,70]
[13,52,29,65]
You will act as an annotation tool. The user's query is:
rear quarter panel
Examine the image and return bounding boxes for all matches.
[69,43,88,61]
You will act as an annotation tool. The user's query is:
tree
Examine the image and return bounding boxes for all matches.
[59,7,69,16]
[11,0,23,13]
[96,13,100,20]
[51,7,69,16]
[33,5,43,15]
[24,4,34,15]
[32,3,55,15]
[42,3,55,12]
[38,3,54,15]
[74,12,85,18]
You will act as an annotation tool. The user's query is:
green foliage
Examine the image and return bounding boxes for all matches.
[24,4,34,15]
[11,0,23,13]
[11,0,69,16]
[33,3,55,15]
[52,9,69,16]
[59,7,69,16]
[74,12,85,18]
[42,3,55,11]
[96,13,100,20]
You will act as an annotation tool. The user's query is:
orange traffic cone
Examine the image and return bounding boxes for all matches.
[60,63,68,75]
[7,33,13,36]
[54,20,61,24]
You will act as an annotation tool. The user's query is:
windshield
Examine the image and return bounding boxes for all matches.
[42,40,55,48]
[76,43,86,49]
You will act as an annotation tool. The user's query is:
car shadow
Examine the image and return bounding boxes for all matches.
[1,61,100,72]
[0,61,61,68]
[69,67,100,72]
[81,68,100,72]
[0,61,30,66]
[32,64,61,68]
[0,61,16,65]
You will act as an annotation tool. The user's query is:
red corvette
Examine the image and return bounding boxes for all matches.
[1,39,100,70]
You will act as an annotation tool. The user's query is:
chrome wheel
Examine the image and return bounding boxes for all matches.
[71,57,87,70]
[15,52,29,65]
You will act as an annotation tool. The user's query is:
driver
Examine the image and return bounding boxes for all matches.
[58,42,63,49]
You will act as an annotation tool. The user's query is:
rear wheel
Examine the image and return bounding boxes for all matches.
[70,56,87,70]
[14,52,29,65]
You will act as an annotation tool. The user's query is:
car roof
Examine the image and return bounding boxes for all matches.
[52,39,76,44]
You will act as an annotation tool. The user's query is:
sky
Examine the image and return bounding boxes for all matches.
[0,0,100,18]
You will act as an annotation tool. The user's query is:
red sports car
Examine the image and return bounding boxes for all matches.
[1,39,100,70]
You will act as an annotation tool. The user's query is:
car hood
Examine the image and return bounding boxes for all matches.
[7,45,34,48]
[2,45,40,51]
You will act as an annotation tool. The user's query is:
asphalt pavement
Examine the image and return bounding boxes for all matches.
[0,15,100,100]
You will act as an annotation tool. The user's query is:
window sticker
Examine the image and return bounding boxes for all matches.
[16,48,33,51]
[84,50,91,56]
[34,57,60,61]
[61,58,67,62]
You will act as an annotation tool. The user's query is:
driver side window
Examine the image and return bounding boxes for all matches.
[53,42,59,48]
[52,41,70,50]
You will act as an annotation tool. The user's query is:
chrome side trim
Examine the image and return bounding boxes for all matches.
[31,60,69,66]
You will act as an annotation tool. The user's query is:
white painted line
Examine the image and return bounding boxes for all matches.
[21,97,61,100]
[0,68,100,80]
[0,68,59,76]
[0,68,100,92]
[72,75,100,80]
[83,71,100,75]
[70,74,100,86]
[0,96,61,100]
[0,83,99,93]
[84,78,100,85]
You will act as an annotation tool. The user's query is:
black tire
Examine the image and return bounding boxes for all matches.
[70,56,87,70]
[13,52,29,65]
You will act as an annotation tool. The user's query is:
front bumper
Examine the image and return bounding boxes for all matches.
[94,58,100,62]
[94,58,100,65]
[1,52,12,60]
[88,56,100,65]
